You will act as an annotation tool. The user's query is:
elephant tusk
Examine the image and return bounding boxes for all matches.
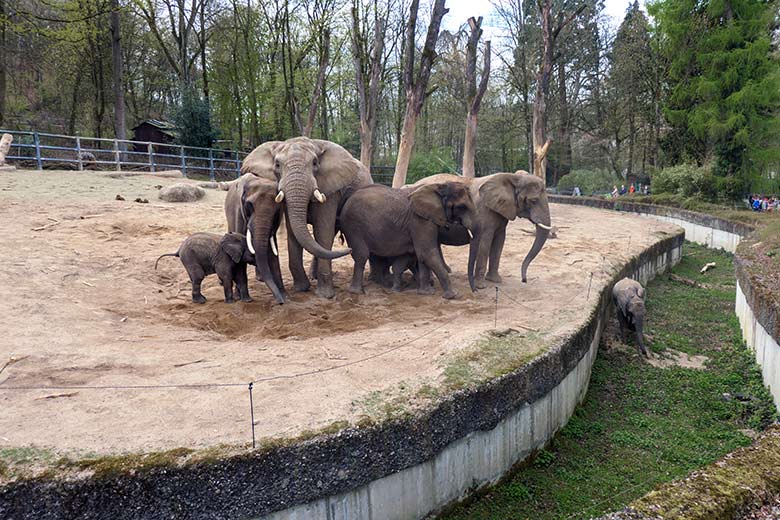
[246,229,256,255]
[313,189,326,203]
[536,223,553,231]
[270,237,278,257]
[275,191,285,203]
[467,229,474,240]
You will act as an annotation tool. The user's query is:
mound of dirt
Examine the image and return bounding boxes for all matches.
[158,183,205,202]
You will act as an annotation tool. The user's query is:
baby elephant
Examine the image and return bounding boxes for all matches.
[612,277,648,357]
[155,232,255,304]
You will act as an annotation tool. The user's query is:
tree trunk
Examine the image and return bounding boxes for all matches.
[392,0,448,188]
[304,29,330,138]
[393,100,420,188]
[532,0,553,183]
[0,0,6,127]
[200,1,209,101]
[462,17,490,178]
[110,0,126,141]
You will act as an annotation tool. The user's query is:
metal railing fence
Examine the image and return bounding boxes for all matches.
[0,129,248,181]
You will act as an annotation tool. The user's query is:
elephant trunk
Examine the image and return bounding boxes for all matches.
[249,218,286,305]
[467,229,480,292]
[282,178,351,260]
[521,225,549,283]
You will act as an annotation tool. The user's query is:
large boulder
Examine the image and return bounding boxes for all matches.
[158,183,206,202]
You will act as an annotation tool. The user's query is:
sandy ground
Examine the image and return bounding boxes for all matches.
[0,170,681,456]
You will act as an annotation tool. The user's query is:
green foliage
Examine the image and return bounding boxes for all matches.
[443,243,776,520]
[557,169,619,194]
[651,163,717,198]
[650,0,780,187]
[174,87,218,149]
[405,148,458,184]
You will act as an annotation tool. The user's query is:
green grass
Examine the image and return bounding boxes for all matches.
[442,243,776,520]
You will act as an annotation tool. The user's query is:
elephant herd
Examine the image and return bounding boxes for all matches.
[166,136,554,305]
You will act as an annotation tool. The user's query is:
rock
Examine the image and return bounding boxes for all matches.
[115,194,125,201]
[158,183,205,203]
[0,133,12,166]
[134,197,149,204]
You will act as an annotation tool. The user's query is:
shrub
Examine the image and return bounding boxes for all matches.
[175,87,218,149]
[715,176,747,201]
[651,164,717,199]
[557,169,618,195]
[406,148,458,184]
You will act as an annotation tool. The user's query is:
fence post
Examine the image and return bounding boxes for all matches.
[235,151,241,179]
[114,140,121,171]
[75,137,83,171]
[208,148,215,181]
[148,142,156,172]
[180,145,187,178]
[33,132,42,170]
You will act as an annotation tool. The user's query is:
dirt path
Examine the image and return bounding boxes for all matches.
[0,170,680,455]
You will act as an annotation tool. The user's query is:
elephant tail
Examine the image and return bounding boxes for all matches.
[154,252,179,270]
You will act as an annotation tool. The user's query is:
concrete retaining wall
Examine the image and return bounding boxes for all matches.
[258,234,683,520]
[551,195,779,415]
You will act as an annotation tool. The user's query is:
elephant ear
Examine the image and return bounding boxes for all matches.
[409,184,447,227]
[312,139,371,196]
[479,174,517,221]
[220,234,246,264]
[240,141,283,181]
[636,286,645,299]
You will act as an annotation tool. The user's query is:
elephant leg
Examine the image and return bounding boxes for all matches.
[285,216,310,292]
[269,243,288,301]
[188,267,207,304]
[235,265,252,302]
[615,308,629,342]
[348,242,369,294]
[421,246,456,299]
[438,244,451,273]
[369,255,391,287]
[486,224,506,283]
[220,273,235,304]
[390,257,407,292]
[474,227,495,289]
[312,200,338,299]
[308,257,318,281]
[416,260,435,295]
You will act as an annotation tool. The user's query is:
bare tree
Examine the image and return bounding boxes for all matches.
[391,0,448,188]
[351,0,387,168]
[110,0,126,141]
[303,27,330,137]
[462,16,490,178]
[532,0,584,183]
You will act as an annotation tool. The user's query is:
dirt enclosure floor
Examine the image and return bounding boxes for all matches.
[0,170,681,456]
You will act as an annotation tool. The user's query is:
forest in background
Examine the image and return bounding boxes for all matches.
[1,0,778,195]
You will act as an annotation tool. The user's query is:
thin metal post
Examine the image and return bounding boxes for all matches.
[180,145,187,178]
[148,142,156,172]
[248,382,256,449]
[114,139,121,171]
[235,151,241,179]
[33,132,42,170]
[494,287,498,329]
[208,148,215,181]
[76,137,83,171]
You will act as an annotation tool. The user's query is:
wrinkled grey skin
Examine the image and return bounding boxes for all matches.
[613,277,648,357]
[405,171,551,288]
[155,232,255,304]
[224,174,287,304]
[340,183,481,299]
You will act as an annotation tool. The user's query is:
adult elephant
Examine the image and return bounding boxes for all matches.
[241,137,372,298]
[406,171,552,289]
[224,174,287,304]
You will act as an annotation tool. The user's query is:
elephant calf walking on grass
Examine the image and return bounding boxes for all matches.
[155,232,255,304]
[613,278,649,357]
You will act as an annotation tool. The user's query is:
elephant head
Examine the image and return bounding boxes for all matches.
[479,171,552,283]
[241,177,286,304]
[409,182,481,291]
[240,137,366,261]
[219,232,255,265]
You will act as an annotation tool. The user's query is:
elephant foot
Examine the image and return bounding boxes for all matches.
[486,272,502,283]
[417,286,436,296]
[316,284,336,299]
[442,289,458,300]
[241,296,253,303]
[347,284,364,295]
[293,280,311,293]
[391,284,402,293]
[192,295,207,304]
[475,278,488,290]
[444,264,452,273]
